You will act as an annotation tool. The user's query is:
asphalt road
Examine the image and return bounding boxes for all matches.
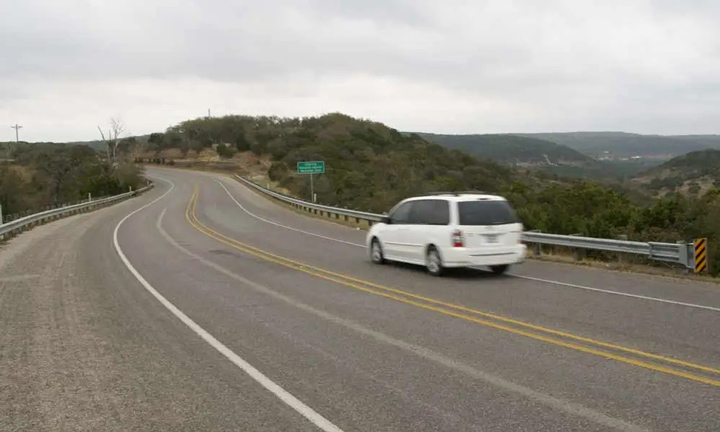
[1,165,719,432]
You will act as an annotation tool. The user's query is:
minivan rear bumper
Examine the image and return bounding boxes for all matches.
[440,244,527,268]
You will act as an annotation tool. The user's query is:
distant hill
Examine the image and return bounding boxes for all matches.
[1,136,151,154]
[0,139,106,153]
[415,133,592,166]
[519,132,720,159]
[414,132,663,183]
[63,139,107,152]
[633,149,720,195]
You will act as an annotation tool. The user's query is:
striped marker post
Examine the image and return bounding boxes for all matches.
[694,238,708,274]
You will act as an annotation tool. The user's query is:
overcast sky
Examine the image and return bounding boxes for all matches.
[2,0,719,142]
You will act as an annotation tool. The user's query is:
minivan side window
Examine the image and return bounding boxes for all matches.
[457,200,519,226]
[409,199,450,225]
[389,202,413,224]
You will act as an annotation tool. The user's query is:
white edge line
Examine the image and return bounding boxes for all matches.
[215,178,364,248]
[112,177,344,432]
[513,274,720,313]
[217,177,720,313]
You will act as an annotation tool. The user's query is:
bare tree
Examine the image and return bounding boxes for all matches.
[97,117,125,167]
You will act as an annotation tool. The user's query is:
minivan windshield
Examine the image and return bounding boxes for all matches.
[457,200,519,226]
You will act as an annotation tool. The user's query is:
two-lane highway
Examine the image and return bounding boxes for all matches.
[2,165,719,431]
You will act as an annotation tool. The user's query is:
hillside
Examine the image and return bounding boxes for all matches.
[415,133,592,166]
[520,132,720,159]
[137,114,526,212]
[634,149,720,196]
[0,142,13,159]
[140,113,665,239]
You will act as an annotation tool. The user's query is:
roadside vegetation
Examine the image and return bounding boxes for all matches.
[0,136,143,221]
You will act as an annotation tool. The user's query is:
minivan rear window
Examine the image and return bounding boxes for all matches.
[457,200,519,226]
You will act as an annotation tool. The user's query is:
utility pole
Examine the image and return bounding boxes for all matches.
[11,124,22,143]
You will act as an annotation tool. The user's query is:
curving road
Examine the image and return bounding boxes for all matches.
[2,165,720,432]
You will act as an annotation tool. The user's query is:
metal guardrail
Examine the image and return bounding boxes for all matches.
[236,175,384,222]
[235,175,696,269]
[0,184,154,240]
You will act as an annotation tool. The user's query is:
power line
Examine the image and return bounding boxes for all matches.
[10,124,22,143]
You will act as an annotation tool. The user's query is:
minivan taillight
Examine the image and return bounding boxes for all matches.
[451,229,464,248]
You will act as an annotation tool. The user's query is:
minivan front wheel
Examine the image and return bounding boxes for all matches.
[426,246,444,277]
[490,264,509,275]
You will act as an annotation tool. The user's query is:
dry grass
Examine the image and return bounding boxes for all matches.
[526,247,719,284]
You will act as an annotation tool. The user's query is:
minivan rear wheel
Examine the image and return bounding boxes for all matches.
[490,264,509,275]
[370,238,385,264]
[426,246,444,277]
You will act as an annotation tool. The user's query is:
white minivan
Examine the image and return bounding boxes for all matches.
[366,192,526,276]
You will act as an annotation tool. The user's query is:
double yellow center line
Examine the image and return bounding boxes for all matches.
[185,186,720,387]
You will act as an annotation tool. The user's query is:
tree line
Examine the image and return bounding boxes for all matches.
[0,141,143,220]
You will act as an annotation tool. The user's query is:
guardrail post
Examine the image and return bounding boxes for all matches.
[617,235,628,264]
[677,240,691,274]
[574,249,586,261]
[570,233,585,261]
[532,243,541,256]
[526,230,541,256]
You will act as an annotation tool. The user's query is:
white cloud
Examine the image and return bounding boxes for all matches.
[1,0,719,141]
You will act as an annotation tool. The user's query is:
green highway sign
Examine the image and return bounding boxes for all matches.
[297,161,325,174]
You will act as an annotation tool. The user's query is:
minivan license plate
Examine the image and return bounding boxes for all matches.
[484,234,499,244]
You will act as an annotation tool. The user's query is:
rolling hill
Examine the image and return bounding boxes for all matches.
[413,132,663,182]
[633,149,720,195]
[519,132,720,159]
[415,133,592,166]
[134,114,527,212]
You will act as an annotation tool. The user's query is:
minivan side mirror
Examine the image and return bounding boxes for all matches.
[381,216,392,224]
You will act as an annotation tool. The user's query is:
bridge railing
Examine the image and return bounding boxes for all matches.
[234,174,697,270]
[0,184,154,240]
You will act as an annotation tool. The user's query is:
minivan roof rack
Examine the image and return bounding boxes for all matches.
[454,190,490,195]
[422,191,459,196]
[421,190,489,196]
